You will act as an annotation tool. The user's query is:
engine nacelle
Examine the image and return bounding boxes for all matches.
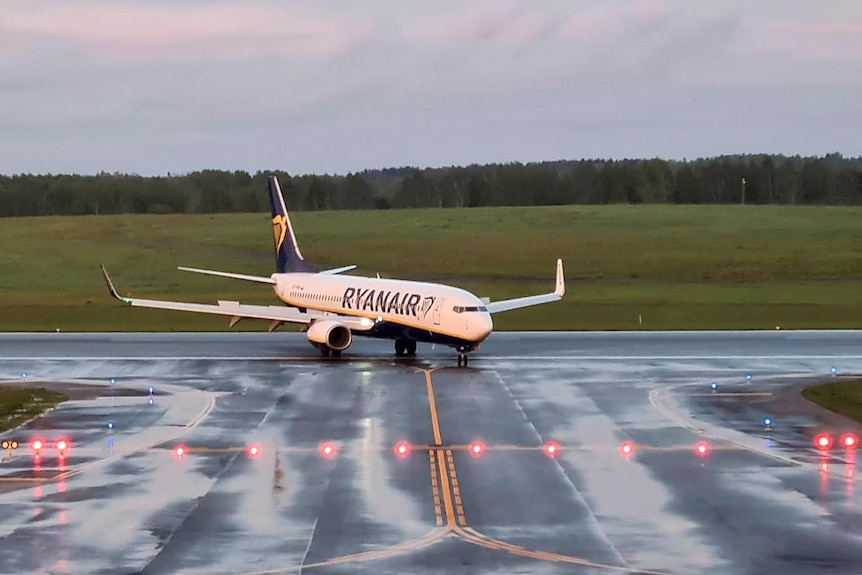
[306,320,352,351]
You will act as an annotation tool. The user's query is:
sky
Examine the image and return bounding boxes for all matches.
[1,0,861,176]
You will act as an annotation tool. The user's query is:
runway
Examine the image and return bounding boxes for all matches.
[1,331,861,575]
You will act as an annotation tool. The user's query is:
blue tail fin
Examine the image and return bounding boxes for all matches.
[268,176,316,274]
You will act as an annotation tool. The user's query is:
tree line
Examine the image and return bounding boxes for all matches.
[1,153,861,217]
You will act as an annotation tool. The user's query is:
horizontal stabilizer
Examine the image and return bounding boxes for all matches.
[177,266,276,284]
[318,265,357,275]
[486,259,565,314]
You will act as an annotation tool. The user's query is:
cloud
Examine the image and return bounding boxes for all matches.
[401,4,550,47]
[0,0,860,175]
[0,1,374,62]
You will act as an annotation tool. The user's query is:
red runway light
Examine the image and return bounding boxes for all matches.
[814,433,834,451]
[394,441,411,458]
[840,433,858,449]
[620,441,635,456]
[247,444,261,458]
[319,442,337,459]
[55,438,70,455]
[174,445,187,458]
[30,438,44,452]
[543,440,561,458]
[469,440,486,457]
[694,441,711,456]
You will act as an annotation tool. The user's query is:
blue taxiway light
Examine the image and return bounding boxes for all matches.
[763,417,772,426]
[148,397,154,406]
[745,374,752,381]
[110,378,116,385]
[21,372,26,379]
[107,422,114,430]
[148,387,154,395]
[710,382,718,391]
[830,366,838,374]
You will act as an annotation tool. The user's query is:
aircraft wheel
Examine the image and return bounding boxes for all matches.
[319,346,331,357]
[331,349,342,358]
[406,340,417,356]
[394,339,407,356]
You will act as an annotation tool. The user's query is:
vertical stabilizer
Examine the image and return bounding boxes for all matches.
[268,176,316,274]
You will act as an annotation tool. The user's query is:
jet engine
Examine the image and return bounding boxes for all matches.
[306,320,352,351]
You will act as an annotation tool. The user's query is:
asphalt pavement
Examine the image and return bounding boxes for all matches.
[0,330,861,575]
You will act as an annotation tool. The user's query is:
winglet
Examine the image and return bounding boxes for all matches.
[555,258,565,298]
[100,266,131,304]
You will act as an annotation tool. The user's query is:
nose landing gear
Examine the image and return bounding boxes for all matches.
[457,346,469,367]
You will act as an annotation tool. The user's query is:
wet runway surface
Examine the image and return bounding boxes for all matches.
[1,331,862,575]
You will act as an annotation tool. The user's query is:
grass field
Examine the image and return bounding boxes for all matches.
[802,379,862,424]
[1,205,862,331]
[0,387,68,433]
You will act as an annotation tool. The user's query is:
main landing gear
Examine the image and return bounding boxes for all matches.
[318,345,341,358]
[394,339,417,357]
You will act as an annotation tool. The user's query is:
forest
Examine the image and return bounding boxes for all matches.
[1,153,861,217]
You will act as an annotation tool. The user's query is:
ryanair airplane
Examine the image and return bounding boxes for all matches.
[101,176,564,366]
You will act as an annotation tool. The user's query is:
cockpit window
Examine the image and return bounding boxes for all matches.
[452,306,488,313]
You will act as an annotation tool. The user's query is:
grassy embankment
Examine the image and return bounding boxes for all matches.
[1,205,862,331]
[0,387,68,434]
[802,380,862,424]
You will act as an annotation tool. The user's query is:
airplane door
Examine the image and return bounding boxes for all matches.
[432,298,444,325]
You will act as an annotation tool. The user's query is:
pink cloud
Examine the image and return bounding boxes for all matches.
[740,18,862,65]
[402,5,550,47]
[558,0,671,40]
[0,2,374,62]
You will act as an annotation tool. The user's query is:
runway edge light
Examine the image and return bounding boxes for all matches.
[247,444,261,458]
[694,440,711,457]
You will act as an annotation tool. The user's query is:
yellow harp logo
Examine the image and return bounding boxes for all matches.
[272,215,287,253]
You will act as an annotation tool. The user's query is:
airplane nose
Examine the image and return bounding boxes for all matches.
[473,313,493,340]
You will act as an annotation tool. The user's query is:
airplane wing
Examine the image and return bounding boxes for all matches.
[486,259,565,314]
[100,266,373,332]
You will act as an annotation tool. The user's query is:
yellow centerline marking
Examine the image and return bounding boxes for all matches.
[425,370,443,446]
[434,449,457,525]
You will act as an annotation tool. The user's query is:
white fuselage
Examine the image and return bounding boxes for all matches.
[272,273,493,348]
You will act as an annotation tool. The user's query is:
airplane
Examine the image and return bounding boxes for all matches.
[101,176,565,366]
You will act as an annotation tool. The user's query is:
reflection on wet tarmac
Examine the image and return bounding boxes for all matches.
[0,332,861,575]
